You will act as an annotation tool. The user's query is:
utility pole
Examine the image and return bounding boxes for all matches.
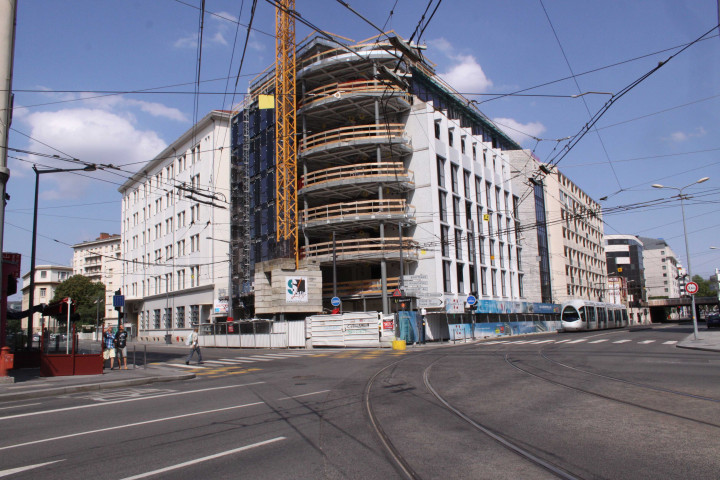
[0,1,17,347]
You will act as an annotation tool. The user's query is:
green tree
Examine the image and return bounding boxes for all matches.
[692,275,714,297]
[50,275,105,328]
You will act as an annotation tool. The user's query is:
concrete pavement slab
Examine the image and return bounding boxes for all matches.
[676,330,720,353]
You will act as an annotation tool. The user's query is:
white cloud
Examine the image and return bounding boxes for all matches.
[20,109,167,199]
[429,37,493,94]
[666,127,706,143]
[76,93,188,122]
[492,117,546,146]
[174,11,238,49]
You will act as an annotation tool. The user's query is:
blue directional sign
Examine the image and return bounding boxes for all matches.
[331,296,341,307]
[113,295,125,308]
[466,295,477,306]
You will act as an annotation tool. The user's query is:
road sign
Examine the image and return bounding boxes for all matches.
[417,297,444,308]
[466,295,476,306]
[331,296,341,307]
[392,288,402,297]
[686,282,699,295]
[113,295,125,308]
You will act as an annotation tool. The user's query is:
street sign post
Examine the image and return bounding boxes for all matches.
[686,281,699,295]
[466,295,476,306]
[416,297,444,308]
[331,296,341,307]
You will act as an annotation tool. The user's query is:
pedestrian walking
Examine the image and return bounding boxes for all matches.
[102,325,115,370]
[185,327,203,365]
[114,324,129,370]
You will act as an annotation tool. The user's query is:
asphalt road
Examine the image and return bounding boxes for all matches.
[1,324,718,479]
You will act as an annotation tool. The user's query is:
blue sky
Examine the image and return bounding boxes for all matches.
[6,0,720,298]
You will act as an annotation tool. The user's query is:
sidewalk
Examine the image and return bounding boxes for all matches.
[676,330,720,353]
[0,365,195,402]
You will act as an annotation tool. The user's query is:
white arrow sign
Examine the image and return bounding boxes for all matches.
[417,298,444,308]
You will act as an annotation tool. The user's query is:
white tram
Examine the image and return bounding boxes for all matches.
[560,300,629,332]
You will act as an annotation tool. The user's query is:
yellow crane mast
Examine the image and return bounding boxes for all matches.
[274,0,298,266]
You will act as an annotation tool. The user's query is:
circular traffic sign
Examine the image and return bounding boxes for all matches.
[686,282,699,295]
[466,295,477,306]
[331,296,341,306]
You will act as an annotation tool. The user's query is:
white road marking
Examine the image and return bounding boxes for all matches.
[639,340,656,344]
[164,363,206,369]
[0,402,264,452]
[663,341,678,345]
[234,356,274,362]
[613,339,632,343]
[203,360,239,366]
[277,390,331,401]
[589,339,608,344]
[0,460,65,477]
[219,358,256,363]
[567,339,587,344]
[554,339,571,343]
[0,403,41,411]
[0,383,264,422]
[119,437,285,480]
[252,354,292,359]
[532,339,555,344]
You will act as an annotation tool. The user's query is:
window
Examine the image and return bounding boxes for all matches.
[163,308,172,329]
[491,269,497,296]
[441,226,450,257]
[501,271,507,297]
[456,263,465,292]
[460,137,466,154]
[453,196,461,225]
[472,143,477,160]
[178,269,186,289]
[190,305,200,325]
[190,234,200,253]
[451,164,459,193]
[480,267,487,296]
[455,228,463,260]
[153,309,161,329]
[190,265,200,287]
[439,192,448,223]
[434,121,440,139]
[176,307,185,329]
[463,171,471,199]
[436,156,445,189]
[40,270,47,279]
[40,288,47,298]
[448,128,454,147]
[443,261,452,292]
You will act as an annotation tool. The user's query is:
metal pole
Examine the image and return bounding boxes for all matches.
[143,344,147,370]
[0,0,16,350]
[332,231,337,298]
[679,194,699,340]
[66,297,71,354]
[28,167,40,348]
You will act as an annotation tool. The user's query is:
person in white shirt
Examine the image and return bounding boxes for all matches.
[185,327,203,365]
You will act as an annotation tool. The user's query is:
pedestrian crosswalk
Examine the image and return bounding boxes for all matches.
[479,337,682,347]
[155,348,401,371]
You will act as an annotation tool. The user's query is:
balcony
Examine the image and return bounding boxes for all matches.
[321,276,402,298]
[302,237,418,265]
[297,42,398,81]
[300,123,411,162]
[299,80,411,122]
[300,162,413,199]
[302,199,415,232]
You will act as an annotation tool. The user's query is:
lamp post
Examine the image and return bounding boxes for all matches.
[27,164,96,347]
[652,176,709,339]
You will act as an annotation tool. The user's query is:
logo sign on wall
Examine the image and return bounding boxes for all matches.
[286,276,308,303]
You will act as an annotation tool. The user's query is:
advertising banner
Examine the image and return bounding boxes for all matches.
[286,276,308,303]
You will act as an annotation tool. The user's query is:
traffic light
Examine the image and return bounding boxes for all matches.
[6,274,16,296]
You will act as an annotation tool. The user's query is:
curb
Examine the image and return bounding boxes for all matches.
[0,372,196,402]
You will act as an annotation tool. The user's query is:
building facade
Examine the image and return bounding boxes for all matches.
[21,265,73,332]
[638,237,680,299]
[605,234,646,307]
[232,35,533,336]
[119,110,232,339]
[72,233,122,325]
[510,149,606,305]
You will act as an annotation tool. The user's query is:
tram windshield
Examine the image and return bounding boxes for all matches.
[562,306,582,322]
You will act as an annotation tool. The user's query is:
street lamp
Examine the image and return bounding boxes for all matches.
[27,164,96,347]
[652,176,709,340]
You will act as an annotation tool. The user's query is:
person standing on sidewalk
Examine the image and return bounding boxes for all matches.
[114,324,129,370]
[185,327,203,365]
[103,325,115,370]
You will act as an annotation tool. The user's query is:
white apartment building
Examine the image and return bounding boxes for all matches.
[509,150,606,304]
[72,233,122,324]
[545,170,606,303]
[21,265,73,332]
[119,110,232,340]
[637,237,680,299]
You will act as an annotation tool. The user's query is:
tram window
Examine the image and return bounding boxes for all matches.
[562,307,581,322]
[583,306,596,324]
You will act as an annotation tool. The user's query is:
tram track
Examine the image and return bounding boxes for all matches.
[504,351,720,429]
[363,345,585,480]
